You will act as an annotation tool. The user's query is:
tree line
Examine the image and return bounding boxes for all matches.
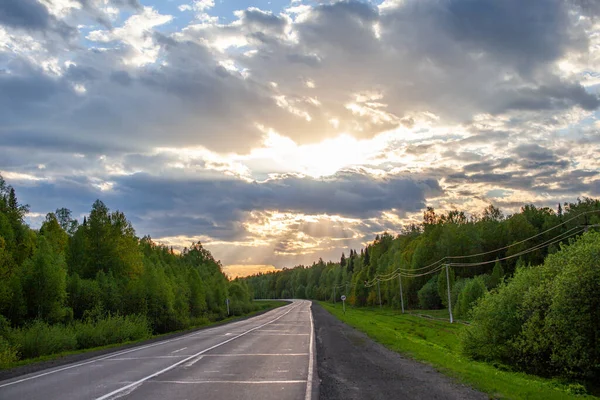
[0,175,255,366]
[242,199,600,379]
[244,201,599,306]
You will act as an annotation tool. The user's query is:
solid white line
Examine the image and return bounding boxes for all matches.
[147,380,307,384]
[95,303,300,400]
[202,353,308,357]
[0,303,293,389]
[250,333,309,336]
[305,301,315,400]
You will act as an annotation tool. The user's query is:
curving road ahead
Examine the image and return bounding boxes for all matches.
[0,300,317,400]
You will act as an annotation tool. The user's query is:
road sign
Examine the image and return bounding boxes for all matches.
[341,295,346,314]
[341,295,346,301]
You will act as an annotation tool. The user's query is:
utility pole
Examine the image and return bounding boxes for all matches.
[398,275,405,314]
[445,264,453,323]
[377,280,382,308]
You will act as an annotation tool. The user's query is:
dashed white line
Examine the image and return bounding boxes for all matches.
[0,304,293,389]
[183,355,204,368]
[95,303,300,400]
[171,347,188,354]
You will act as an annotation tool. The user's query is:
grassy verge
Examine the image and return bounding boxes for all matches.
[1,300,287,372]
[320,302,596,400]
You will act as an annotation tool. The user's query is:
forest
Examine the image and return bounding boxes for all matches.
[0,175,256,367]
[242,200,600,379]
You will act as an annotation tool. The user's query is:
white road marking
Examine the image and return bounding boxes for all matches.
[0,303,293,389]
[202,353,308,357]
[183,355,204,368]
[170,347,188,354]
[250,333,309,336]
[305,301,315,400]
[147,380,307,384]
[95,303,300,400]
[107,356,189,360]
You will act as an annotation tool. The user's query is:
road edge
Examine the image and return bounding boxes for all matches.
[308,301,320,400]
[0,300,291,382]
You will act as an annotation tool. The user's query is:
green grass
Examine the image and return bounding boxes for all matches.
[1,300,288,371]
[320,302,596,400]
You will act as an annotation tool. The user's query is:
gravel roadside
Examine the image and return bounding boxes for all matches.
[312,302,486,400]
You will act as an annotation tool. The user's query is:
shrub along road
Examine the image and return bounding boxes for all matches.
[312,302,485,400]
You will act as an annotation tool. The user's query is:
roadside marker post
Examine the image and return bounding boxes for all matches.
[226,298,230,316]
[341,295,346,314]
[445,265,453,323]
[333,286,336,305]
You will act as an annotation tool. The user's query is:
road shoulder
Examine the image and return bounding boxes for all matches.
[312,302,485,400]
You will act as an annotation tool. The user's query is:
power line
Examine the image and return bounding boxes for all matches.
[364,225,588,287]
[369,210,600,279]
[449,226,585,268]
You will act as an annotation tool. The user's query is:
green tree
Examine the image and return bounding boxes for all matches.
[22,236,68,322]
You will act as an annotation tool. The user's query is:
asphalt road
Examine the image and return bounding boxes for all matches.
[0,300,317,400]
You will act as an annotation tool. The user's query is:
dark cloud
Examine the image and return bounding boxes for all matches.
[241,8,287,34]
[0,0,50,31]
[12,170,441,240]
[444,0,584,72]
[514,144,555,162]
[0,0,75,39]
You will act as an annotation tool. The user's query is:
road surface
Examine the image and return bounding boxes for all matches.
[0,300,317,400]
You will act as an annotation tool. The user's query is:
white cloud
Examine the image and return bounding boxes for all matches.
[87,6,173,66]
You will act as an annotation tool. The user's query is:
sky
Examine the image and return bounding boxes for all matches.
[1,0,600,277]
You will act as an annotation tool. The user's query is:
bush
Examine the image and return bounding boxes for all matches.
[461,266,543,364]
[450,278,467,311]
[418,275,442,309]
[530,232,600,377]
[463,232,600,379]
[74,314,151,349]
[456,276,487,318]
[0,336,19,369]
[10,320,77,359]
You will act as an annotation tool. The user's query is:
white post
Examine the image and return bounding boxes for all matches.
[377,280,382,308]
[398,275,404,314]
[445,265,453,323]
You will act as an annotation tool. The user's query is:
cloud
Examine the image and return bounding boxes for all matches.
[1,0,598,157]
[0,0,75,39]
[0,0,52,31]
[2,0,600,267]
